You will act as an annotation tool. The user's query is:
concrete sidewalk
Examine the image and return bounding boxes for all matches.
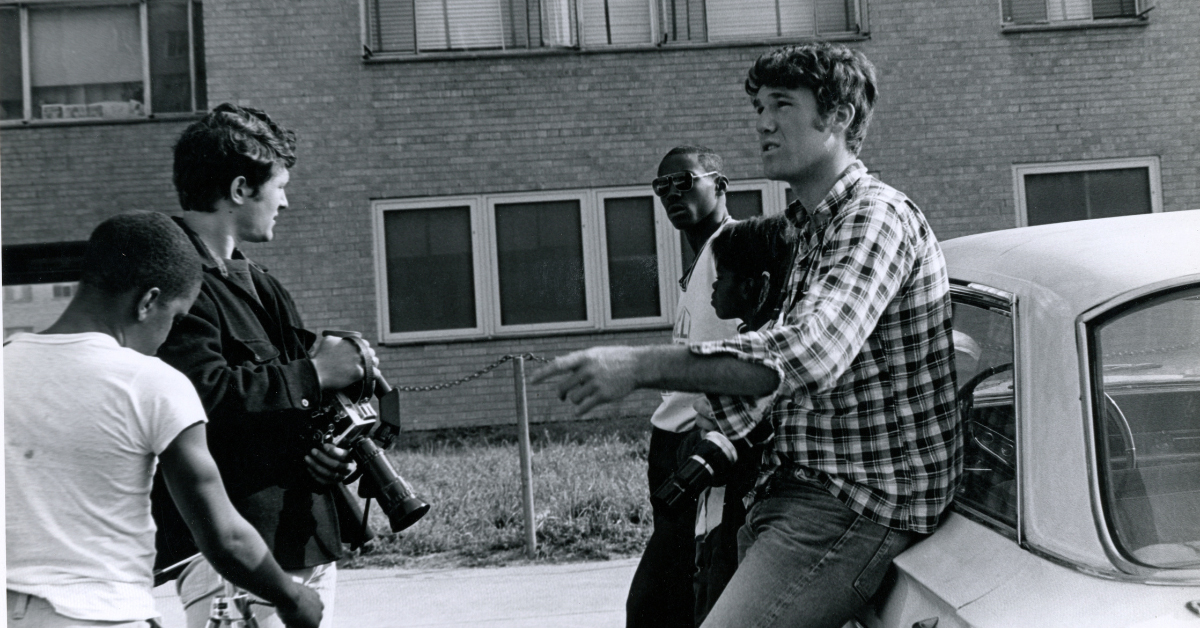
[153,558,638,628]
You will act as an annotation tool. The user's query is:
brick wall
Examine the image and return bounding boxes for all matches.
[4,0,1198,429]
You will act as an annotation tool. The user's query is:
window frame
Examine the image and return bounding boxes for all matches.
[0,0,204,126]
[484,188,601,335]
[1011,157,1162,228]
[998,0,1151,31]
[1079,278,1200,576]
[372,179,786,344]
[359,0,868,61]
[596,186,679,331]
[950,281,1023,542]
[371,194,492,343]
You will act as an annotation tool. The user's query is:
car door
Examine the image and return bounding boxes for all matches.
[852,281,1020,628]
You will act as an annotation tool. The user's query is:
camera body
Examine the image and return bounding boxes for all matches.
[308,332,429,536]
[652,420,773,510]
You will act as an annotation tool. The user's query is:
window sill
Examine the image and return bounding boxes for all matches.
[0,111,204,130]
[1000,17,1149,34]
[363,32,869,64]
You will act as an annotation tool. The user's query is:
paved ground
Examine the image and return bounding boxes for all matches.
[153,558,639,628]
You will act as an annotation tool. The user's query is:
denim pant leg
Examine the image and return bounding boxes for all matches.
[700,475,917,628]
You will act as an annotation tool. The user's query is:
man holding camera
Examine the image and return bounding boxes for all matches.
[534,43,960,628]
[152,103,377,628]
[6,211,322,628]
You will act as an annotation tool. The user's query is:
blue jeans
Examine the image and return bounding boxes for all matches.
[700,471,920,628]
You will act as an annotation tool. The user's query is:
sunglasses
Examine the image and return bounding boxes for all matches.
[652,171,719,197]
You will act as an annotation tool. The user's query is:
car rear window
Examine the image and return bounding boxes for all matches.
[1090,284,1200,569]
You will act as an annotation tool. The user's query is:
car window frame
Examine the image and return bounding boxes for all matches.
[1078,274,1200,581]
[949,281,1022,543]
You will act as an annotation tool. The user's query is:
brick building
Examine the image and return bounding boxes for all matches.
[3,0,1198,430]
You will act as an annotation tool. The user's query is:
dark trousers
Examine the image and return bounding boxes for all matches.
[693,438,763,625]
[693,491,748,625]
[626,427,698,628]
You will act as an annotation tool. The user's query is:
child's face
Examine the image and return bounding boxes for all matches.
[711,262,753,321]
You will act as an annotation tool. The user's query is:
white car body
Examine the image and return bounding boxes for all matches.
[856,210,1200,628]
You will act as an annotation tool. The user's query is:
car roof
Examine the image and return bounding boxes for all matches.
[942,210,1200,311]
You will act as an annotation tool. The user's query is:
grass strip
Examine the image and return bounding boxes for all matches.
[341,416,654,569]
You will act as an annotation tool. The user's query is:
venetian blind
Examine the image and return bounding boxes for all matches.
[579,0,653,46]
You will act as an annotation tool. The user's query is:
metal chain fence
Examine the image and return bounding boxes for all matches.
[390,353,553,393]
[390,353,555,557]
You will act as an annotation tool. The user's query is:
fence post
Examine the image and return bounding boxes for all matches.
[513,356,537,558]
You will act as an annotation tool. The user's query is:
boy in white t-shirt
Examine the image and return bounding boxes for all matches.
[625,147,740,628]
[5,211,321,628]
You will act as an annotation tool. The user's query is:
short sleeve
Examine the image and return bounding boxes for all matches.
[132,360,209,455]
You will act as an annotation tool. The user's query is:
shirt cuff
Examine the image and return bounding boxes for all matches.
[688,336,786,440]
[287,358,324,411]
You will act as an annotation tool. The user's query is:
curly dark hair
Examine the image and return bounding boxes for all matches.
[173,103,297,213]
[80,211,200,300]
[745,43,878,155]
[710,214,795,323]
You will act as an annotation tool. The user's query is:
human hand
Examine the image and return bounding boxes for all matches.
[311,335,377,390]
[275,582,323,628]
[305,442,355,486]
[529,347,642,418]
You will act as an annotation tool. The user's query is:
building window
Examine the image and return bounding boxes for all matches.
[0,1,206,124]
[372,181,786,343]
[1013,158,1160,227]
[364,0,865,56]
[1001,0,1144,26]
[52,284,74,299]
[5,285,33,303]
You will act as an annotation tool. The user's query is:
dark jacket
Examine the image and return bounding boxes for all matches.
[152,217,342,571]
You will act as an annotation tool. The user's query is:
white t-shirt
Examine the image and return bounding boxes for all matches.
[5,332,206,621]
[650,221,741,432]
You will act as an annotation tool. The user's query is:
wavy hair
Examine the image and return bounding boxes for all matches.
[173,103,297,213]
[745,43,878,155]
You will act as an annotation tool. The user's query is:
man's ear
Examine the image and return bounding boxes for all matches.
[827,103,855,135]
[135,287,163,322]
[227,176,249,205]
[715,175,728,193]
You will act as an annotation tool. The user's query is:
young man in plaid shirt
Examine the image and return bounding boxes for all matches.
[534,43,961,627]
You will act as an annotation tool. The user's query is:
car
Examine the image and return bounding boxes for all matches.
[853,209,1200,628]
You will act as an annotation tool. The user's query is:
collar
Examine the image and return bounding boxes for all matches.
[784,160,867,235]
[172,216,266,276]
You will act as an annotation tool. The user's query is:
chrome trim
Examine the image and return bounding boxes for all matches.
[949,283,1022,545]
[1077,276,1200,580]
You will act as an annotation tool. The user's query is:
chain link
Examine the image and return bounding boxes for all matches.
[391,353,553,393]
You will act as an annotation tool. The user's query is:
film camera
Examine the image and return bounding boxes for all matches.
[309,331,430,538]
[652,420,773,509]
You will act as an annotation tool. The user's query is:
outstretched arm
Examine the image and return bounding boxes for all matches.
[530,345,778,419]
[158,424,323,628]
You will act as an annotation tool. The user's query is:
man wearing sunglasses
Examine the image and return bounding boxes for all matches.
[535,43,959,628]
[626,146,740,628]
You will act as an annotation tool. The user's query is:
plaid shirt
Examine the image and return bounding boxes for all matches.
[692,162,961,533]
